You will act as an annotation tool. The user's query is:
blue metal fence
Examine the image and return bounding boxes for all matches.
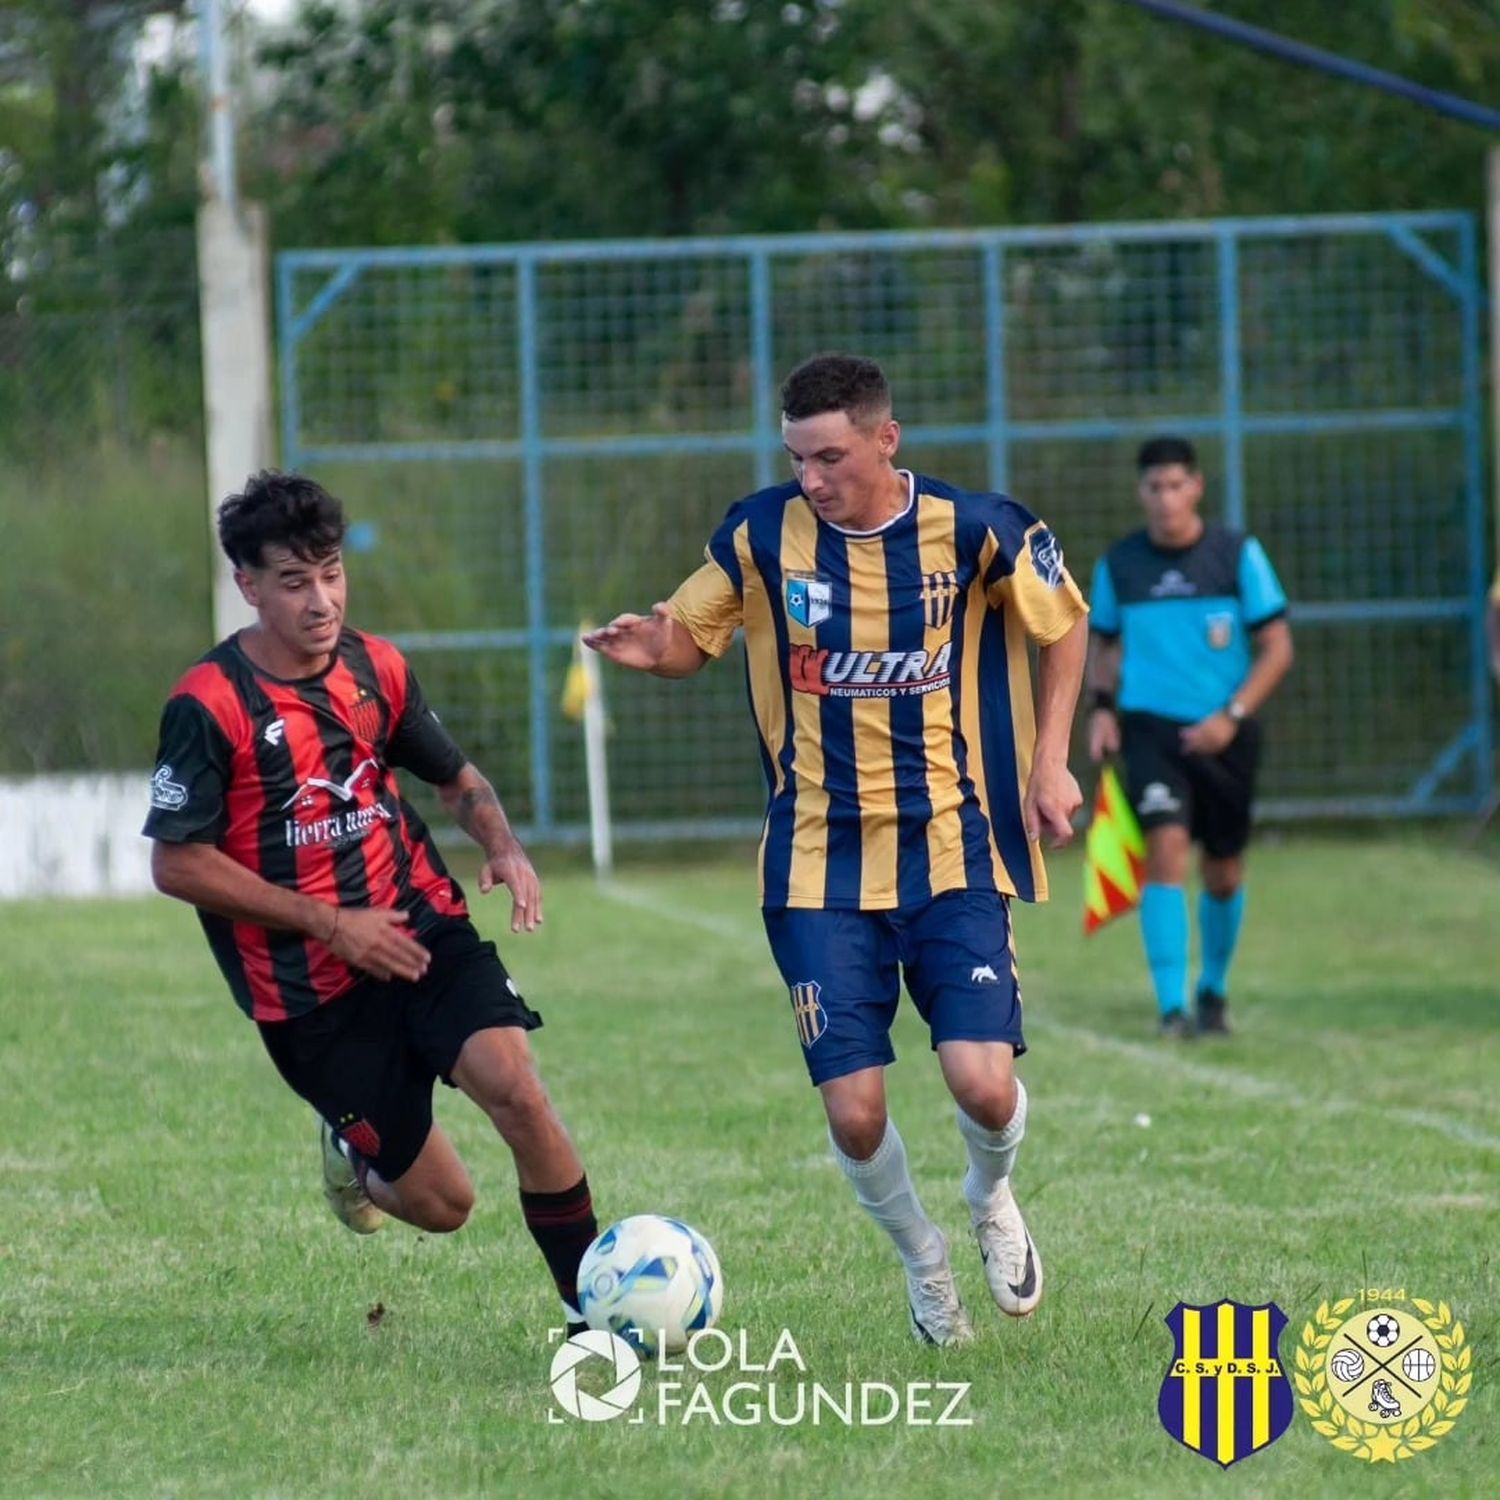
[277,213,1491,840]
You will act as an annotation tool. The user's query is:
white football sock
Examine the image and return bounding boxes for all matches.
[958,1078,1028,1217]
[829,1119,946,1275]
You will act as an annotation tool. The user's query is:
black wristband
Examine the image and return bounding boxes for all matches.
[1090,690,1116,713]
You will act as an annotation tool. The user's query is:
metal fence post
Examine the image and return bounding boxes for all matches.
[1217,230,1245,529]
[1459,217,1494,801]
[517,255,553,835]
[750,249,776,490]
[983,239,1009,493]
[276,256,298,470]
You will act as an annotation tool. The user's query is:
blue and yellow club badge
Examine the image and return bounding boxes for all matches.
[788,980,827,1048]
[1158,1300,1294,1467]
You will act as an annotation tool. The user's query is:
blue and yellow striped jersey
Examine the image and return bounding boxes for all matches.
[669,471,1087,910]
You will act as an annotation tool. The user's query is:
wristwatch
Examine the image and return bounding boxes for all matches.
[1226,698,1248,723]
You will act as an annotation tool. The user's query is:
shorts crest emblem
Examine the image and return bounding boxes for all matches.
[788,981,827,1048]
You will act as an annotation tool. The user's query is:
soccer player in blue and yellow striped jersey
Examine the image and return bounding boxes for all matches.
[586,354,1088,1345]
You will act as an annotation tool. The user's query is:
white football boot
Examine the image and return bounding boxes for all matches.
[973,1179,1042,1317]
[320,1119,385,1235]
[905,1232,975,1346]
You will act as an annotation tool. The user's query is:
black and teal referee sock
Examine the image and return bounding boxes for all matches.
[1198,888,1246,995]
[1140,883,1190,1017]
[520,1176,597,1326]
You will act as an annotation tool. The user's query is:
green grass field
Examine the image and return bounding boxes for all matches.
[1,833,1495,1497]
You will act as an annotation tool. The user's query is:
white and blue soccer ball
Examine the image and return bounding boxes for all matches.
[577,1214,724,1356]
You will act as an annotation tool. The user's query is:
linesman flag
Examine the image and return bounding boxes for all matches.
[561,622,595,722]
[1083,764,1146,934]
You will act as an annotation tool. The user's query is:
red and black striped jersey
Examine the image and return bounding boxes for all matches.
[143,628,469,1022]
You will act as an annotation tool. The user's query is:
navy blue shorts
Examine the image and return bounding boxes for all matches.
[762,890,1026,1086]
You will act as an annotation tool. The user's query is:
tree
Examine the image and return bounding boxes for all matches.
[250,0,894,246]
[0,1,189,238]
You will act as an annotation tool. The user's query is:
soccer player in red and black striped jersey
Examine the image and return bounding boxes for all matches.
[144,471,597,1329]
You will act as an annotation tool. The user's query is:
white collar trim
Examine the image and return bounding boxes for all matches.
[824,470,916,537]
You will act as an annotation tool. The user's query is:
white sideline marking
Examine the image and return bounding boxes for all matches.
[599,882,1500,1155]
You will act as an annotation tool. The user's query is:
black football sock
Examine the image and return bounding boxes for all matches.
[520,1175,597,1322]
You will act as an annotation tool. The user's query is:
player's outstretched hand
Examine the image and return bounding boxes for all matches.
[327,906,431,983]
[1023,760,1083,848]
[1087,708,1120,763]
[582,602,675,671]
[479,840,543,934]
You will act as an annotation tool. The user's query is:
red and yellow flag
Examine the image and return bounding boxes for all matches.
[1083,764,1146,934]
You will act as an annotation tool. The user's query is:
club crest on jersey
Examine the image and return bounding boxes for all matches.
[349,688,383,744]
[789,981,827,1048]
[1158,1300,1293,1468]
[1205,612,1234,650]
[921,570,960,629]
[1029,527,1065,590]
[785,573,832,629]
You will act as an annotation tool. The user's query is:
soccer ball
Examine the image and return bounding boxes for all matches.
[1367,1314,1400,1347]
[577,1214,724,1356]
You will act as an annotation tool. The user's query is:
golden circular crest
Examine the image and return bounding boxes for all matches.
[1297,1295,1472,1462]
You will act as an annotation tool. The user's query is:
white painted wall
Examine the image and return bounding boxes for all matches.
[0,774,156,899]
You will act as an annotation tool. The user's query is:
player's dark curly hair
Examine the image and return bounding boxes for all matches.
[1137,435,1198,473]
[217,470,346,569]
[780,353,891,426]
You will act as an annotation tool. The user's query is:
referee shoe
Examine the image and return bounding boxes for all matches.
[1195,988,1231,1034]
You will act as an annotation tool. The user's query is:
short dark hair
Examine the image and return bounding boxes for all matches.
[1136,435,1198,473]
[217,471,346,569]
[780,353,891,426]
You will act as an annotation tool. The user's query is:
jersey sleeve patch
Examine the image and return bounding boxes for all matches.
[987,517,1089,644]
[142,692,235,843]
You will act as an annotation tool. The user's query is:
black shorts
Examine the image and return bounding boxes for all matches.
[1120,710,1262,859]
[258,918,542,1181]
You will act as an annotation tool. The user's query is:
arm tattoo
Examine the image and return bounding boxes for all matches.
[455,781,504,843]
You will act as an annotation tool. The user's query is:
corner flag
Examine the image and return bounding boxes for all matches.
[561,623,595,722]
[1083,765,1146,934]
